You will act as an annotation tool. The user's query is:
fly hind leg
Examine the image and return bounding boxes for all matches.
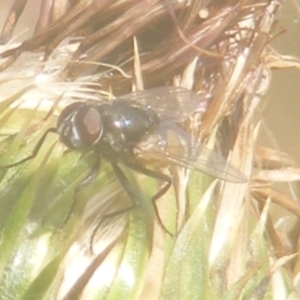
[90,162,173,254]
[89,162,137,254]
[124,162,174,237]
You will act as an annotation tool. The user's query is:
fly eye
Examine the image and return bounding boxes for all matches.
[57,102,102,149]
[57,102,84,126]
[57,102,85,149]
[75,106,103,146]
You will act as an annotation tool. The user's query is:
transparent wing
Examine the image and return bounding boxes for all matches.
[116,87,209,122]
[134,123,247,183]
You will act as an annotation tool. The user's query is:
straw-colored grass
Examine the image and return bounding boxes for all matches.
[0,1,299,299]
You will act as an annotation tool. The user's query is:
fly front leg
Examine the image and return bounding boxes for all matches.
[64,150,101,225]
[0,127,57,168]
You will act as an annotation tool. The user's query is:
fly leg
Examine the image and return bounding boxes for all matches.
[89,162,136,254]
[90,162,173,254]
[63,150,101,225]
[0,127,57,168]
[124,162,174,237]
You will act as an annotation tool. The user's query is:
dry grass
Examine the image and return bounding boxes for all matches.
[0,0,299,299]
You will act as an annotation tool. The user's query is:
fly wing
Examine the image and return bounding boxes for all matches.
[134,123,247,183]
[117,87,209,123]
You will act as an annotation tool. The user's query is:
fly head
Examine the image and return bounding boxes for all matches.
[57,102,103,150]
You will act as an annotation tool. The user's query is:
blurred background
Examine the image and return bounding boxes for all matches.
[266,1,300,165]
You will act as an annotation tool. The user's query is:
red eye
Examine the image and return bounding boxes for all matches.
[75,106,103,146]
[57,102,103,149]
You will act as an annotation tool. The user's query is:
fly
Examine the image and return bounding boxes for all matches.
[0,87,247,251]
